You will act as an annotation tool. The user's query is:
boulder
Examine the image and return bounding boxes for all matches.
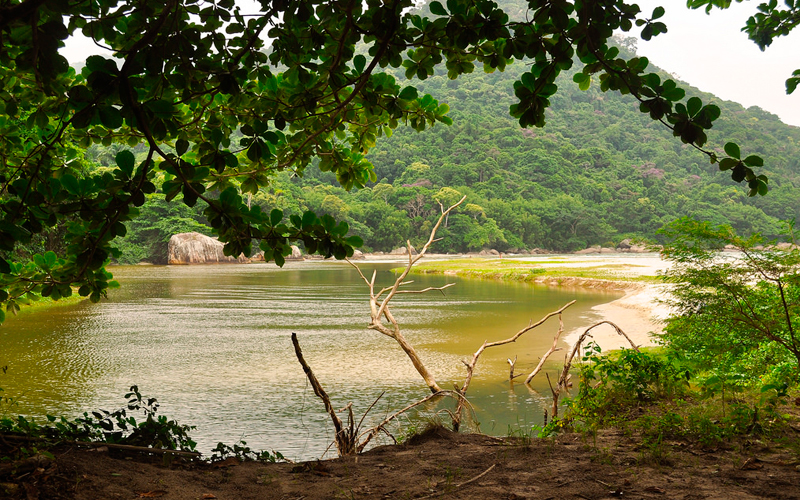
[168,232,249,264]
[600,247,615,254]
[390,245,417,255]
[350,249,365,260]
[286,245,303,260]
[574,246,601,255]
[617,239,632,250]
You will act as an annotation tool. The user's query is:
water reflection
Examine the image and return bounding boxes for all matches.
[0,261,619,460]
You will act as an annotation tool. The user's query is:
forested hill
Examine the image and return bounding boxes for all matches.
[112,7,800,261]
[283,37,800,254]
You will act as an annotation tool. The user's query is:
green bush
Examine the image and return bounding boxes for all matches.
[659,217,800,380]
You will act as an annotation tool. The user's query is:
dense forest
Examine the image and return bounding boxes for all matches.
[75,29,800,263]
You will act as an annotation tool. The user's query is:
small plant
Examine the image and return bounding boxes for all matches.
[209,440,284,463]
[0,385,197,453]
[70,385,197,451]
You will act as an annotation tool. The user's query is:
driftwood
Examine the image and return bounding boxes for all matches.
[418,463,497,499]
[507,356,523,381]
[292,332,358,456]
[525,307,569,383]
[451,300,576,429]
[356,390,467,453]
[348,195,466,393]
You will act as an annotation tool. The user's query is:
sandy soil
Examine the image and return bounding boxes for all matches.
[5,426,800,500]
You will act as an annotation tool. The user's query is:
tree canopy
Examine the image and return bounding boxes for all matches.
[0,0,776,321]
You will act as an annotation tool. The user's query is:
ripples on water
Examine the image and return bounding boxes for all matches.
[0,262,620,460]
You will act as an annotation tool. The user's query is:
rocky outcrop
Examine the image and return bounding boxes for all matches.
[288,245,303,260]
[574,246,602,255]
[616,239,649,253]
[168,232,249,264]
[390,245,417,255]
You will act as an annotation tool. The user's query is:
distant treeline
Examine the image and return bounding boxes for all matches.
[79,37,800,264]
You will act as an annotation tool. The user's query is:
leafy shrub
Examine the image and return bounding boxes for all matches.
[564,343,691,429]
[0,385,196,452]
[659,217,800,379]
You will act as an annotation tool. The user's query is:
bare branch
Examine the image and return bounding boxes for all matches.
[292,332,352,455]
[356,390,466,452]
[525,312,566,383]
[418,463,497,499]
[376,195,466,320]
[393,283,455,295]
[458,300,576,394]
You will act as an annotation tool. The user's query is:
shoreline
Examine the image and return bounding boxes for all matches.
[401,253,672,352]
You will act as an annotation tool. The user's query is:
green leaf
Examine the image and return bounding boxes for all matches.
[115,150,135,176]
[99,106,123,129]
[686,97,702,117]
[345,235,363,247]
[743,155,763,167]
[724,142,741,159]
[301,211,317,228]
[398,86,418,100]
[718,158,739,171]
[60,174,80,195]
[353,54,366,73]
[429,1,447,15]
[652,6,665,19]
[176,138,189,156]
[270,208,283,226]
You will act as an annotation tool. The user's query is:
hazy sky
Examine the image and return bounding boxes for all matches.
[632,0,799,127]
[62,1,799,127]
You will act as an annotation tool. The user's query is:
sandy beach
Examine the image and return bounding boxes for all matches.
[363,252,674,352]
[533,253,672,351]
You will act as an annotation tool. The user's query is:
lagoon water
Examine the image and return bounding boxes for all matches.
[0,261,620,460]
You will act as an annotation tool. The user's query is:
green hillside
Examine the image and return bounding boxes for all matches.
[105,15,800,261]
[244,38,799,254]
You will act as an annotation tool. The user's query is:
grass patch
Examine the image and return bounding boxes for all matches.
[8,294,86,318]
[399,258,659,284]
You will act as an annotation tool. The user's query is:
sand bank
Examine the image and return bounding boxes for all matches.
[540,254,673,351]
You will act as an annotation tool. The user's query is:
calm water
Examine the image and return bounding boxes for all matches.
[0,261,620,459]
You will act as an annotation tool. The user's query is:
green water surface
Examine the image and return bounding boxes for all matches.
[0,261,620,459]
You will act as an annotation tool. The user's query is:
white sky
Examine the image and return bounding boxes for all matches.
[633,0,799,127]
[62,1,799,127]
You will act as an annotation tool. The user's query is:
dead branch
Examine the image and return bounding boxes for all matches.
[392,283,456,295]
[507,356,523,381]
[292,332,355,456]
[346,195,467,394]
[418,463,497,499]
[449,300,576,430]
[356,390,467,453]
[525,312,567,383]
[546,320,638,418]
[459,300,576,394]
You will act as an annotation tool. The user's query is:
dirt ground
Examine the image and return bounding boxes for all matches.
[3,426,800,500]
